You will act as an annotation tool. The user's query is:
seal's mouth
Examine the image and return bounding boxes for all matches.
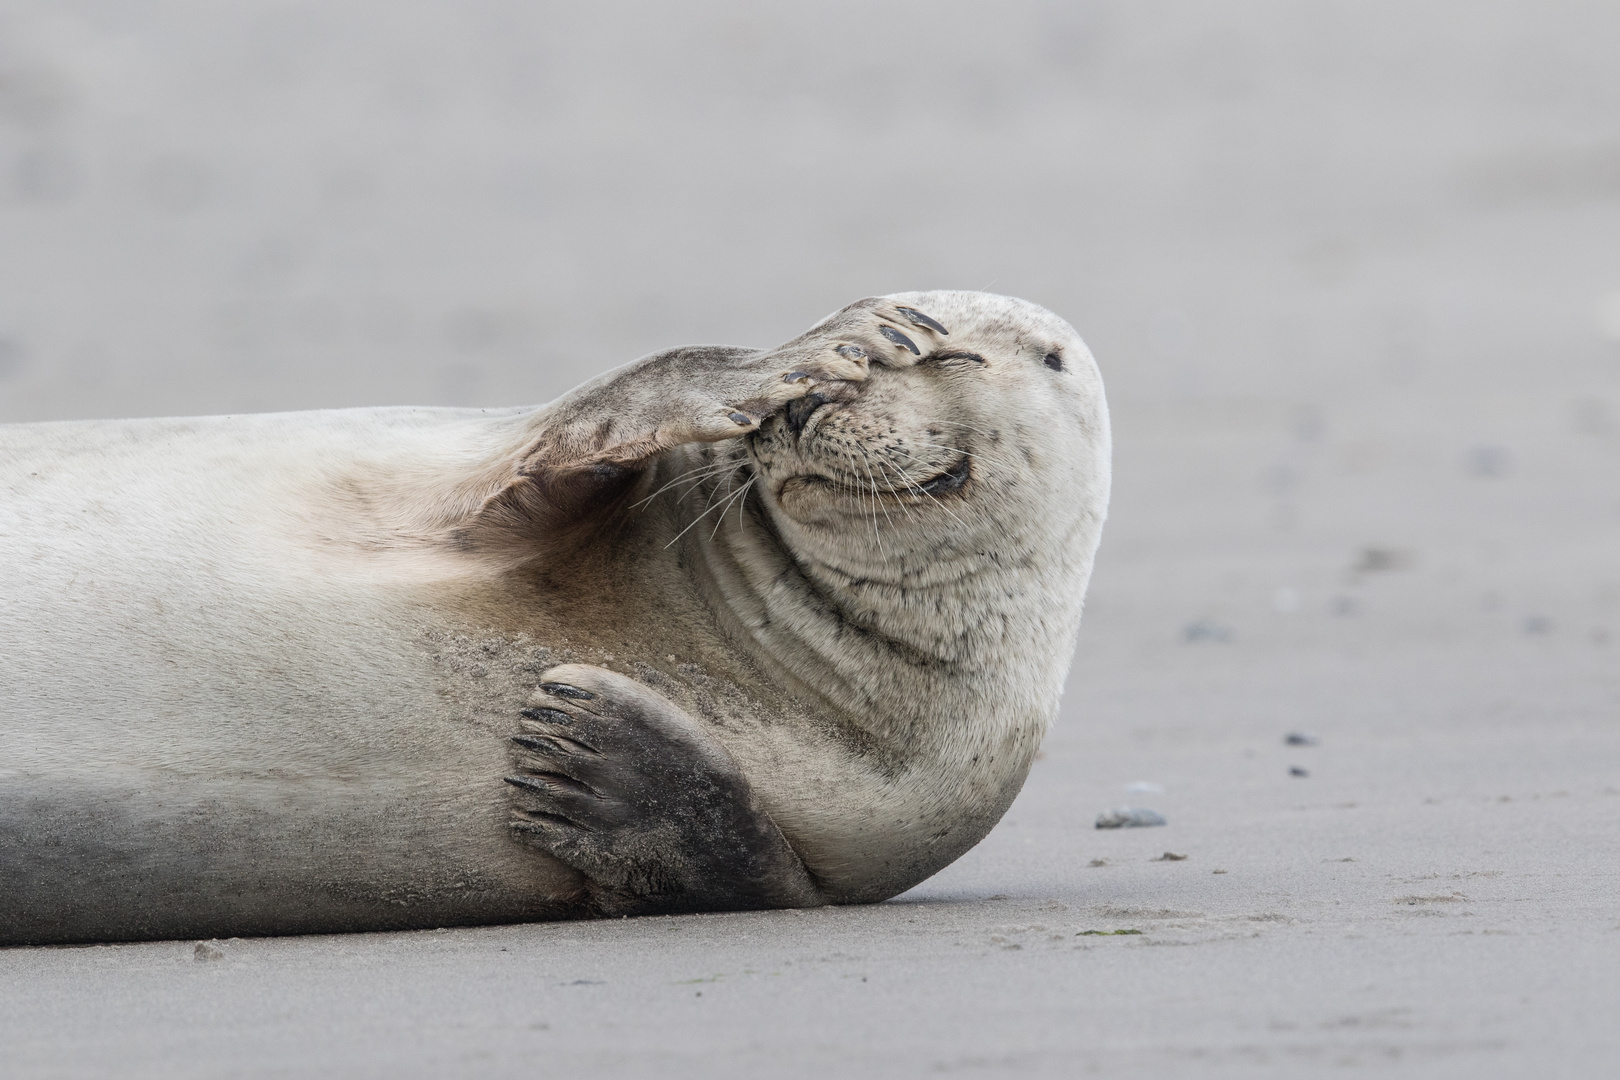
[774,473,839,500]
[914,454,971,496]
[773,452,971,503]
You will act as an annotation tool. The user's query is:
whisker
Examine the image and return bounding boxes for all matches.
[734,471,755,529]
[884,457,975,533]
[693,456,750,515]
[908,440,1021,472]
[854,445,887,558]
[663,466,753,549]
[937,420,1002,438]
[631,457,739,510]
[866,451,906,529]
[671,466,741,505]
[930,421,1023,452]
[871,458,922,525]
[708,475,757,540]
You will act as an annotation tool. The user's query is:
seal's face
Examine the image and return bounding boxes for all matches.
[746,291,1109,575]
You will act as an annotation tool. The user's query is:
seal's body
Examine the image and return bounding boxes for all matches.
[0,291,1109,944]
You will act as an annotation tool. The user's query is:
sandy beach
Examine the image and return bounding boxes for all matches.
[2,2,1618,1075]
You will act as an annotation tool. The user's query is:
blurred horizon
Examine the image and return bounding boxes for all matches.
[0,0,1616,426]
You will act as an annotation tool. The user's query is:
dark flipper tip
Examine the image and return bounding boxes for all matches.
[879,325,921,354]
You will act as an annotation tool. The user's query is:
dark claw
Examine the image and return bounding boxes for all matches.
[540,682,595,700]
[896,307,949,335]
[783,371,812,384]
[505,774,557,794]
[505,773,596,798]
[878,326,920,354]
[520,706,575,725]
[728,411,753,426]
[836,344,867,359]
[513,732,599,755]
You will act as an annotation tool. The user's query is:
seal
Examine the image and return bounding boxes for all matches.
[0,290,1109,944]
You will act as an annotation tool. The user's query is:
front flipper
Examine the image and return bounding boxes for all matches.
[504,664,823,916]
[456,299,954,550]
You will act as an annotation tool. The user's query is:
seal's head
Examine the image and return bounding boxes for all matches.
[688,289,1109,730]
[747,290,1110,598]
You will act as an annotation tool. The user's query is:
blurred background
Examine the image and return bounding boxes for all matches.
[1,0,1617,732]
[3,1,1617,418]
[4,5,1620,1071]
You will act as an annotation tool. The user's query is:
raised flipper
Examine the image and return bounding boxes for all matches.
[461,299,952,542]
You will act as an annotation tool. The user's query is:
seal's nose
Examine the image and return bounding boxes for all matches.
[785,392,826,437]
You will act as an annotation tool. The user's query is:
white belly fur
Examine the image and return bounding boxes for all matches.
[0,408,580,941]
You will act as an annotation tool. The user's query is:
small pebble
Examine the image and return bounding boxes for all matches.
[1354,547,1414,572]
[193,941,226,962]
[1152,852,1188,862]
[1087,859,1109,867]
[1284,732,1319,746]
[1212,869,1228,874]
[1183,620,1233,643]
[1095,807,1167,829]
[1466,445,1509,477]
[1289,766,1310,777]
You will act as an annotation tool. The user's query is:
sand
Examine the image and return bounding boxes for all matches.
[2,2,1618,1076]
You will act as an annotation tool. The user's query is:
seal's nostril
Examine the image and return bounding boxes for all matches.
[785,393,827,437]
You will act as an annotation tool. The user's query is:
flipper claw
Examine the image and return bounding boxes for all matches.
[879,326,921,354]
[896,307,949,335]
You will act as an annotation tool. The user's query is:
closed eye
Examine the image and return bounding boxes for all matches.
[925,350,988,366]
